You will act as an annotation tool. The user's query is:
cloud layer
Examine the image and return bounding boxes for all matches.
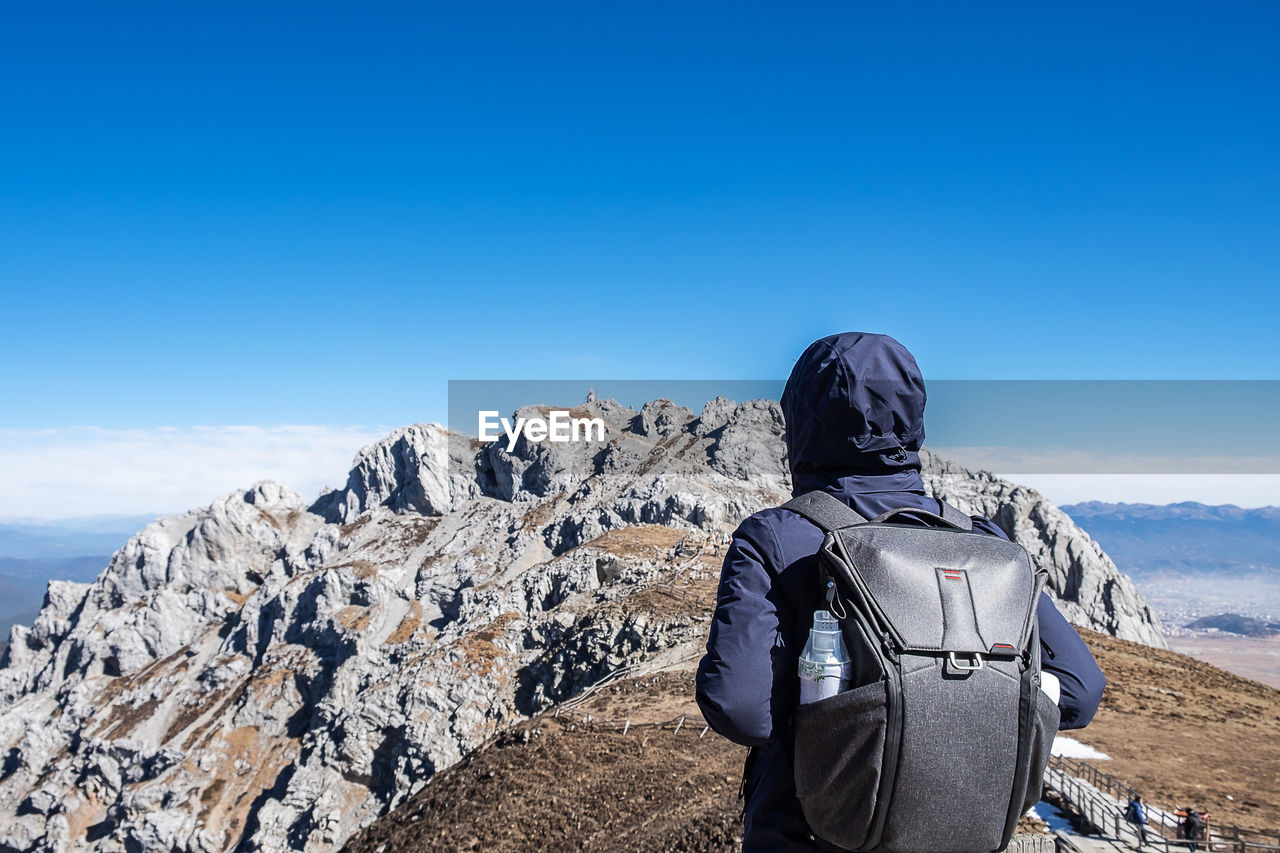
[1009,474,1280,508]
[1,427,1273,521]
[932,446,1280,506]
[0,425,393,519]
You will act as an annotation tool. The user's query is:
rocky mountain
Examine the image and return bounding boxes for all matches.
[0,398,1163,852]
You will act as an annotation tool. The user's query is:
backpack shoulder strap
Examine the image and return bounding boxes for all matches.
[781,490,867,532]
[784,491,974,533]
[862,499,976,531]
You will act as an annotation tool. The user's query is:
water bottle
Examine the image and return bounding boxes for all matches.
[799,610,852,703]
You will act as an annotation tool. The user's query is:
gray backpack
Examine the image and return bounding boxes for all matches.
[783,491,1060,853]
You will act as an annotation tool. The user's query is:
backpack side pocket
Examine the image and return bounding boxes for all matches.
[1020,687,1062,814]
[794,679,888,850]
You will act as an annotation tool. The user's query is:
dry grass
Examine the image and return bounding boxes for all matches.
[255,508,283,531]
[223,588,252,606]
[520,499,561,533]
[89,648,194,739]
[340,515,373,537]
[1069,630,1280,831]
[336,606,375,633]
[393,518,440,549]
[386,602,424,645]
[342,670,744,853]
[458,612,521,675]
[586,525,691,560]
[166,681,237,746]
[328,560,380,580]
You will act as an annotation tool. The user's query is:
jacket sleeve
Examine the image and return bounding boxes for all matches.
[971,516,1106,730]
[695,518,781,747]
[1037,592,1106,729]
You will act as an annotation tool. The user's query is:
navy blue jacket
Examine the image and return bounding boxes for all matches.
[695,333,1107,852]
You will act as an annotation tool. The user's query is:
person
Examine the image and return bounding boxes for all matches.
[695,332,1108,852]
[1183,808,1204,852]
[1126,794,1149,847]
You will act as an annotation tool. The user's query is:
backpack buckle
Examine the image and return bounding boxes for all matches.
[947,652,985,672]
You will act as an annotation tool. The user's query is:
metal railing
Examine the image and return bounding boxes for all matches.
[1053,830,1082,853]
[1046,756,1280,853]
[1006,834,1055,853]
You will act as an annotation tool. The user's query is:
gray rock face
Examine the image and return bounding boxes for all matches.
[0,399,1163,852]
[314,424,454,522]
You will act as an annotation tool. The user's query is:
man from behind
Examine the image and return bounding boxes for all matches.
[696,332,1107,851]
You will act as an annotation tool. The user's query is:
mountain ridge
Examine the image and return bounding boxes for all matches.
[1060,500,1280,575]
[1184,613,1280,637]
[1063,501,1280,523]
[0,398,1164,852]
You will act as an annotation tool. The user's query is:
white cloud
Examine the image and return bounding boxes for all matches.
[0,425,397,519]
[3,429,1273,521]
[929,446,1280,506]
[929,446,1280,475]
[1003,474,1280,508]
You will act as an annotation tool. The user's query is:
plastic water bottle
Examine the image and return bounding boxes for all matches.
[799,610,852,703]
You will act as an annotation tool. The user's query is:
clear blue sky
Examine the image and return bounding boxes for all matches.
[4,2,1279,431]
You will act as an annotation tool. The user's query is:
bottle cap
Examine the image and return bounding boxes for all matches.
[812,610,839,632]
[810,609,843,653]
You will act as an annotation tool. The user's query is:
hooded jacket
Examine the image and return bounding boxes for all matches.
[695,332,1106,852]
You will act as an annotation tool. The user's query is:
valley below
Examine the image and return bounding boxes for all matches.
[1165,633,1280,690]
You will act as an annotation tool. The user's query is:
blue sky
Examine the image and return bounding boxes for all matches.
[3,3,1279,514]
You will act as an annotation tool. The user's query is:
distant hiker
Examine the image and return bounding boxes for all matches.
[695,332,1107,852]
[1126,795,1150,847]
[1183,809,1205,852]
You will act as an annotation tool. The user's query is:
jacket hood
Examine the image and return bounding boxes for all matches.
[781,332,927,496]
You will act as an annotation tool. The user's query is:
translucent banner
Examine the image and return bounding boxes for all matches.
[448,379,1280,475]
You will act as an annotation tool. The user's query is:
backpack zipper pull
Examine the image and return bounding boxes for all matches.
[825,580,848,620]
[881,630,899,661]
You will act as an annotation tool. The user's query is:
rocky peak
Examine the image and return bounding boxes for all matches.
[313,424,453,522]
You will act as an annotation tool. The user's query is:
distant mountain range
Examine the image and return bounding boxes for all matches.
[1184,613,1280,638]
[0,518,148,639]
[0,557,112,636]
[1061,501,1280,575]
[0,516,156,561]
[1061,501,1280,624]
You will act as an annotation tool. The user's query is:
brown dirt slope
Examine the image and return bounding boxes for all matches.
[1070,630,1280,832]
[343,634,1280,852]
[342,670,746,853]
